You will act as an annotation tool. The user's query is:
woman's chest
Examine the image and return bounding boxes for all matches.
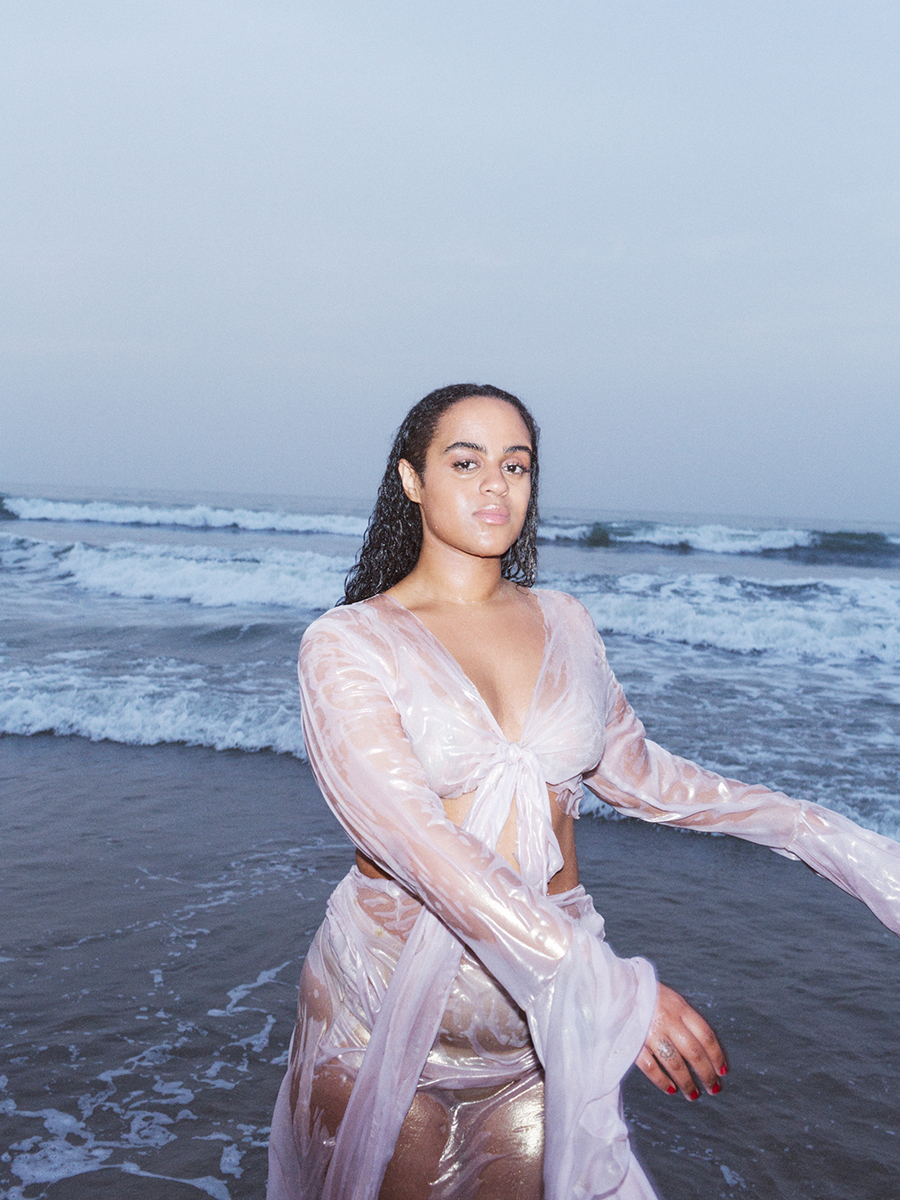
[390,638,609,793]
[408,602,547,744]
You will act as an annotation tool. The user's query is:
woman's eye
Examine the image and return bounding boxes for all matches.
[504,461,531,475]
[452,459,478,471]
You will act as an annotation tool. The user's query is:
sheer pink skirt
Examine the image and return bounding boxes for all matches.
[267,869,657,1200]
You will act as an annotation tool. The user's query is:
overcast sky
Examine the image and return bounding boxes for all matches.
[2,0,898,523]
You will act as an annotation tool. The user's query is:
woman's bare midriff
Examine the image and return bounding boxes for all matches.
[355,785,580,896]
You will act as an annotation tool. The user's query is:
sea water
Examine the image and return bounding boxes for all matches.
[2,488,899,1198]
[2,489,898,829]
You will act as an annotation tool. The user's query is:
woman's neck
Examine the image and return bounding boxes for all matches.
[390,544,510,608]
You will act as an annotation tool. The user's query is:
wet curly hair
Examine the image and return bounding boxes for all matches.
[340,383,540,604]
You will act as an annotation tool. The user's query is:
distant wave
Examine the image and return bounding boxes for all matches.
[0,495,369,538]
[539,519,900,565]
[6,495,899,567]
[0,534,352,612]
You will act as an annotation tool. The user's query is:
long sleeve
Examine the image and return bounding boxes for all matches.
[584,637,900,937]
[299,609,658,1199]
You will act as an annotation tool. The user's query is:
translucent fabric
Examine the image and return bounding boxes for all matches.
[267,590,900,1200]
[584,634,900,932]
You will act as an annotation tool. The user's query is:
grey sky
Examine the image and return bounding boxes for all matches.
[2,1,898,523]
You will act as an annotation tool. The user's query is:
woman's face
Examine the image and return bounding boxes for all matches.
[399,396,533,565]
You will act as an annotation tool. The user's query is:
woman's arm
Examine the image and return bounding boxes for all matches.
[583,643,900,936]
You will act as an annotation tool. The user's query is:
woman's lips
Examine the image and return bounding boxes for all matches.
[475,507,510,525]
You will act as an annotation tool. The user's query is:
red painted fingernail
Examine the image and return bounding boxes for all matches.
[719,1064,729,1076]
[689,1089,700,1101]
[666,1085,677,1095]
[711,1082,721,1095]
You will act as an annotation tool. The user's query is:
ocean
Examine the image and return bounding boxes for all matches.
[2,487,899,1198]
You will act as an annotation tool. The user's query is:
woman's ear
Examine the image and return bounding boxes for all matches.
[398,459,422,504]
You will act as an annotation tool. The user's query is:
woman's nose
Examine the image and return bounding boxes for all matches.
[481,464,509,495]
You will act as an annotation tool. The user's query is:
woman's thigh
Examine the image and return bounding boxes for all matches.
[378,1075,544,1200]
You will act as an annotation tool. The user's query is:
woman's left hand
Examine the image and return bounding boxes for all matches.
[635,982,728,1100]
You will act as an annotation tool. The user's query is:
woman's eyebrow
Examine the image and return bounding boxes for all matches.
[443,441,532,455]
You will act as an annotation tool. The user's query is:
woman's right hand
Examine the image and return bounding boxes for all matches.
[635,982,728,1100]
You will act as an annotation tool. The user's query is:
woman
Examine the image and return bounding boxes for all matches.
[268,384,900,1200]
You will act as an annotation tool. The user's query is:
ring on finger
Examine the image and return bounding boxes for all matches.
[656,1039,676,1061]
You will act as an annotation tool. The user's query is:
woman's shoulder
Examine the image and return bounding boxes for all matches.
[300,595,402,662]
[533,587,610,662]
[303,595,380,636]
[533,587,598,629]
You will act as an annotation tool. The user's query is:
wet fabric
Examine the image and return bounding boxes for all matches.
[267,590,900,1200]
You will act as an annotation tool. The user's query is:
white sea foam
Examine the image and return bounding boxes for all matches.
[0,660,307,756]
[547,572,900,664]
[3,1090,239,1200]
[622,522,813,555]
[3,495,368,538]
[537,519,814,554]
[7,1107,112,1191]
[1,534,351,611]
[537,521,594,542]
